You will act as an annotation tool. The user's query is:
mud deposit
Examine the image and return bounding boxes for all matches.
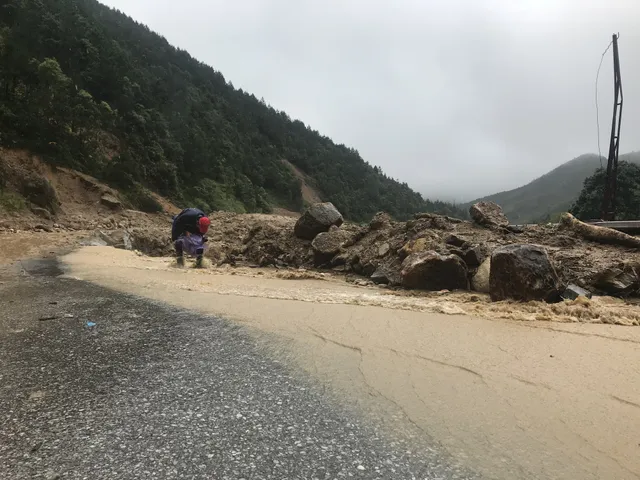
[60,246,640,480]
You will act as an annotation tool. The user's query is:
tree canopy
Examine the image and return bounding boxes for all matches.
[570,161,640,221]
[0,0,466,221]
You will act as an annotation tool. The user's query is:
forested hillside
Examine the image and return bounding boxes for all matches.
[0,0,465,221]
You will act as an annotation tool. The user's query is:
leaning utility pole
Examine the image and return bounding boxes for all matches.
[601,33,623,221]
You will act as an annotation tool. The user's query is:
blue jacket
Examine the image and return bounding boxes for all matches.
[171,208,206,241]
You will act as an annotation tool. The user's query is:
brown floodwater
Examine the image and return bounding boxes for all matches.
[61,246,640,480]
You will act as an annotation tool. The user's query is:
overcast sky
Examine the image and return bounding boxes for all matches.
[101,0,640,202]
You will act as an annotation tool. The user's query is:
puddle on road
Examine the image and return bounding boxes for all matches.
[19,258,64,277]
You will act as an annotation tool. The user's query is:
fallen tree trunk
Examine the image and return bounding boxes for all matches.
[559,213,640,249]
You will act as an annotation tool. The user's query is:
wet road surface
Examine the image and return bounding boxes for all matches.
[0,262,479,479]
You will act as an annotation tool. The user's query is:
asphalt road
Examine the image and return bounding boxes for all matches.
[0,260,479,480]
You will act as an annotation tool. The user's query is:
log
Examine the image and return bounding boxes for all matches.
[558,213,640,249]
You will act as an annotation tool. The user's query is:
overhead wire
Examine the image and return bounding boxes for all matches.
[595,39,614,168]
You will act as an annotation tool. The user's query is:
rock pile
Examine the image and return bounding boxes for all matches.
[203,201,638,303]
[9,194,636,304]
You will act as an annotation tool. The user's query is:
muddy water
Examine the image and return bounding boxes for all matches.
[62,247,640,480]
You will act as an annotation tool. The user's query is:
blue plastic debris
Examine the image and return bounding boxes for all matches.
[86,322,96,327]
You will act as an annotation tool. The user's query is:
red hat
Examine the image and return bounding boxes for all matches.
[198,216,211,234]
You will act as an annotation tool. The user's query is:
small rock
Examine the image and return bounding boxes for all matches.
[447,247,466,259]
[369,258,402,286]
[562,284,593,301]
[331,253,349,267]
[490,244,561,302]
[294,203,343,240]
[469,201,509,228]
[370,268,390,285]
[401,251,469,291]
[100,193,123,210]
[506,225,525,234]
[34,224,53,232]
[445,234,469,248]
[399,237,431,259]
[378,243,390,257]
[360,262,377,277]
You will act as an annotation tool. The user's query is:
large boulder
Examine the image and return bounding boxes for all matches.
[311,229,352,265]
[294,202,343,240]
[471,257,491,293]
[489,244,561,302]
[469,201,509,228]
[370,258,402,285]
[401,251,469,291]
[370,268,391,285]
[100,193,123,210]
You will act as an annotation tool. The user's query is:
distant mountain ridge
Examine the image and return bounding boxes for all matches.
[465,152,640,224]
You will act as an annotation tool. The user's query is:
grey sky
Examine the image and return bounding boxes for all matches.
[101,0,640,202]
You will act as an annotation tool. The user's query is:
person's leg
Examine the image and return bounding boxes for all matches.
[194,247,204,268]
[182,234,205,268]
[174,238,185,266]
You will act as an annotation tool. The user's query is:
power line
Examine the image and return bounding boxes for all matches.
[595,39,613,168]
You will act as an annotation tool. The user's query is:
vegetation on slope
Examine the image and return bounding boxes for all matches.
[0,0,465,221]
[467,152,640,224]
[570,161,640,221]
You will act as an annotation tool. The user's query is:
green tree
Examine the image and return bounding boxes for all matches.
[570,161,640,220]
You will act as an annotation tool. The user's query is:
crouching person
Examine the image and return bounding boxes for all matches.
[171,208,211,267]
